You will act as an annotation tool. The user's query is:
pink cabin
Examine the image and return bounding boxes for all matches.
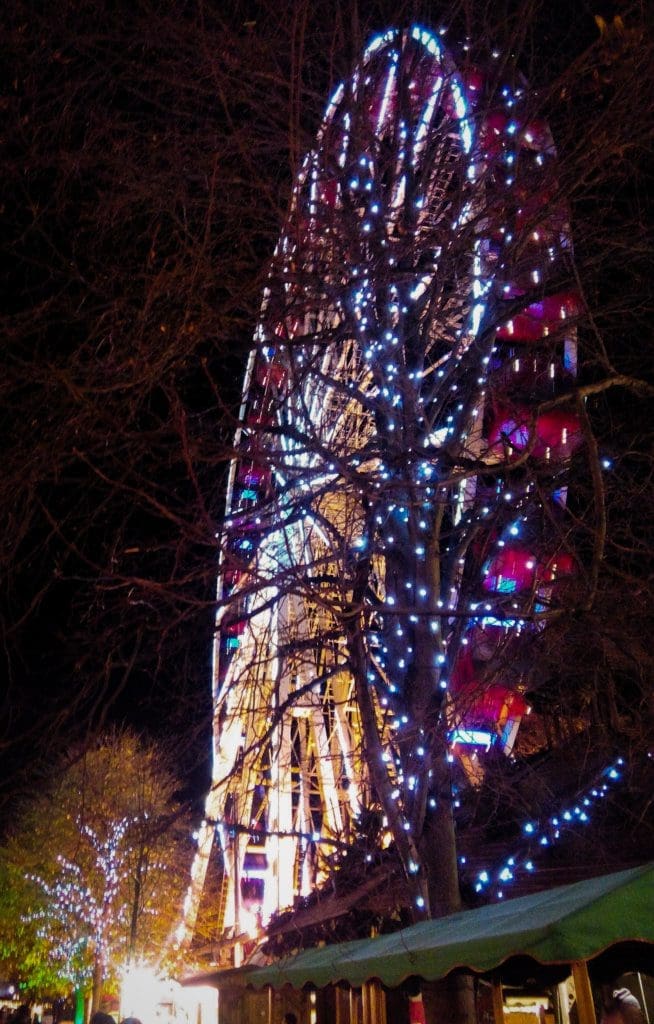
[449,643,528,753]
[483,545,538,594]
[236,461,271,490]
[496,290,581,343]
[487,405,582,461]
[255,358,287,391]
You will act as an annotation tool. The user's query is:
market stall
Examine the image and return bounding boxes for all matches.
[184,862,654,1024]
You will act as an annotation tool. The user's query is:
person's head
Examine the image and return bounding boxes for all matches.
[89,1014,116,1024]
[601,989,645,1024]
[283,1014,298,1024]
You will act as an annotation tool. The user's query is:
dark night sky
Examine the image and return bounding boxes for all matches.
[1,0,651,834]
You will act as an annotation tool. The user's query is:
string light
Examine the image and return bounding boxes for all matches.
[470,760,625,896]
[24,815,145,988]
[180,19,591,940]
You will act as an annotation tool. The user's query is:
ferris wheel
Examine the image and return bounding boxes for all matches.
[179,25,581,955]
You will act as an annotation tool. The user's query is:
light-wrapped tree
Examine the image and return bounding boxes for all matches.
[180,17,654,1014]
[0,732,190,1016]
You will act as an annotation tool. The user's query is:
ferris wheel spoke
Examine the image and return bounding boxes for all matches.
[179,23,581,948]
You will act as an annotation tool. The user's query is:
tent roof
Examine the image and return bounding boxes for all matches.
[187,862,654,991]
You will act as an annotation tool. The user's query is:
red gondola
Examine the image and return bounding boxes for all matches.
[497,290,582,343]
[489,347,571,394]
[463,67,484,108]
[450,680,528,747]
[255,358,287,391]
[246,407,275,429]
[520,119,552,152]
[236,461,271,489]
[319,178,339,208]
[479,108,513,160]
[483,545,538,594]
[542,551,576,581]
[223,617,247,637]
[487,405,582,461]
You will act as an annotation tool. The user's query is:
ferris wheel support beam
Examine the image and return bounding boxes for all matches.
[176,20,582,956]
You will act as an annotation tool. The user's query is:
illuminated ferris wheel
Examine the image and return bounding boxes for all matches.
[180,25,581,954]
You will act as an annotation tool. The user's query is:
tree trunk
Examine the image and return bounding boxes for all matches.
[128,846,146,963]
[91,955,104,1017]
[421,763,461,918]
[420,768,477,1023]
[424,974,477,1024]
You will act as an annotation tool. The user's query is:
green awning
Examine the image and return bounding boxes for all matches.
[187,862,654,990]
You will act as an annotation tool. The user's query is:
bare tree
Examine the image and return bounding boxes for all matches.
[179,10,654,1021]
[1,0,298,809]
[1,4,653,1019]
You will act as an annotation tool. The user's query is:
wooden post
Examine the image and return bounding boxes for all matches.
[572,961,597,1024]
[361,982,372,1024]
[335,986,353,1024]
[350,987,362,1024]
[491,979,505,1024]
[362,980,386,1024]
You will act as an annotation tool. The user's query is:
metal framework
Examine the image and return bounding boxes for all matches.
[178,25,580,958]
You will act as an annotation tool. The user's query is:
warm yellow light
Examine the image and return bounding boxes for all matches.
[119,963,217,1024]
[120,963,163,1021]
[239,906,261,939]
